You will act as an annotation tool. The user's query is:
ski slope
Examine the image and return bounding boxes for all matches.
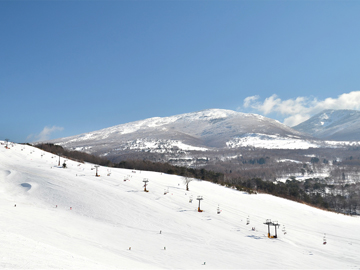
[0,142,359,269]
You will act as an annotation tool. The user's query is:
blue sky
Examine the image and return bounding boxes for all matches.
[2,0,360,143]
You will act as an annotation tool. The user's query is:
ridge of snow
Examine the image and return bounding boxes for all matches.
[51,109,285,144]
[85,109,241,137]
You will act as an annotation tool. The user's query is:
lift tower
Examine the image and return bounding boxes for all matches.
[264,219,280,238]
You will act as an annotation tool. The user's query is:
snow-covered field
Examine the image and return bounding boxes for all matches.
[120,139,209,152]
[226,133,360,150]
[226,134,320,149]
[1,142,360,269]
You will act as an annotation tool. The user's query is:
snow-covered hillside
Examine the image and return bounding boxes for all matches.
[226,133,320,149]
[1,141,360,269]
[293,109,360,141]
[226,133,360,149]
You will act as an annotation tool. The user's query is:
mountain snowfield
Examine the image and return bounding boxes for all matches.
[226,133,321,150]
[1,142,360,269]
[48,109,360,163]
[293,109,360,141]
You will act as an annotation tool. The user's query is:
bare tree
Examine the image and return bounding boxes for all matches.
[183,174,193,191]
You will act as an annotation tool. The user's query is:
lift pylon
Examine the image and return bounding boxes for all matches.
[143,178,149,192]
[264,219,280,238]
[197,196,203,212]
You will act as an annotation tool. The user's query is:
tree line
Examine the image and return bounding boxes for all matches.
[221,177,360,215]
[34,143,113,167]
[34,143,224,183]
[34,143,359,215]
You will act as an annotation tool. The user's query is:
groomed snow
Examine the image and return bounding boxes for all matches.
[0,142,360,269]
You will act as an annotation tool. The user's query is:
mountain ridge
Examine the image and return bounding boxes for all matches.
[46,109,310,159]
[292,109,360,141]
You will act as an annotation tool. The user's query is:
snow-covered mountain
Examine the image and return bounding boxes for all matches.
[1,141,360,269]
[293,109,360,141]
[47,109,312,159]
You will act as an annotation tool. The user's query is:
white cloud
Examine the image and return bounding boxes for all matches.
[243,95,259,108]
[241,91,360,126]
[28,126,64,142]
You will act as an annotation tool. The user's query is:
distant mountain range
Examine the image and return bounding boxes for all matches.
[292,109,360,141]
[45,109,360,163]
[46,109,309,156]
